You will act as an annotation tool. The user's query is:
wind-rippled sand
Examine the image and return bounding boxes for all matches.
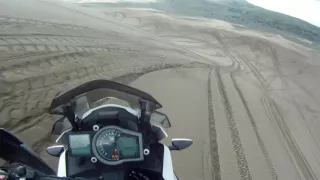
[1,1,320,179]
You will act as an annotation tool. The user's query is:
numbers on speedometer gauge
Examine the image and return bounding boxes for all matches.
[92,126,143,165]
[95,129,140,161]
[96,129,122,161]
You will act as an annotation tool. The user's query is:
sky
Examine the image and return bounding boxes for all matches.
[246,0,320,27]
[65,0,320,27]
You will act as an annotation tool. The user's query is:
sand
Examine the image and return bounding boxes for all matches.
[1,0,320,179]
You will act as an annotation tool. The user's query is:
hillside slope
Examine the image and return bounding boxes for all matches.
[83,0,320,45]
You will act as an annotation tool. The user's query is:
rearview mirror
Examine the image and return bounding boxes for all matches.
[169,138,193,151]
[46,145,64,157]
[150,111,171,128]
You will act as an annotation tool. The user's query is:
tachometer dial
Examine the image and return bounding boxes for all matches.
[92,126,143,165]
[95,129,121,161]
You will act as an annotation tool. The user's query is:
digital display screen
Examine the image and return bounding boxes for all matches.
[118,136,139,159]
[69,134,91,156]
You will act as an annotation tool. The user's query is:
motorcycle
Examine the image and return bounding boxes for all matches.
[0,79,193,180]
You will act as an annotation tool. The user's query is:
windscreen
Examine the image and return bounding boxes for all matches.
[73,88,141,118]
[50,80,171,137]
[73,88,171,128]
[49,80,162,115]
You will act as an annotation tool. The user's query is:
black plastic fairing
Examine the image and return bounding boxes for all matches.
[0,129,55,175]
[48,80,162,115]
[81,107,139,132]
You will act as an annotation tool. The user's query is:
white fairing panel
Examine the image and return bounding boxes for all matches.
[57,150,67,177]
[162,145,175,180]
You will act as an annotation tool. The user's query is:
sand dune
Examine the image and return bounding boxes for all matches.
[1,0,320,179]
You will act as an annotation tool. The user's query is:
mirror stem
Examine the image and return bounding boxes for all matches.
[63,106,78,130]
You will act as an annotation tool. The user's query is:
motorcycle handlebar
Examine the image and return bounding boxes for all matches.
[2,166,90,180]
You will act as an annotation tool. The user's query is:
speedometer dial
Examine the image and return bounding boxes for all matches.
[95,129,122,161]
[92,126,144,165]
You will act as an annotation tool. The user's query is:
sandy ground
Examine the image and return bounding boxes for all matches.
[1,0,320,179]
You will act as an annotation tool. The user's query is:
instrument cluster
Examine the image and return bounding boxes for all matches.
[68,126,144,165]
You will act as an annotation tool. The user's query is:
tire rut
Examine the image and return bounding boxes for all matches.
[0,44,137,54]
[231,40,317,180]
[230,73,278,180]
[0,52,91,71]
[0,35,137,54]
[112,61,212,84]
[104,11,221,66]
[0,33,114,40]
[111,63,184,85]
[267,46,318,180]
[215,69,252,180]
[232,48,269,88]
[0,52,51,61]
[207,68,221,180]
[262,97,316,180]
[0,16,108,35]
[11,114,51,134]
[1,36,112,45]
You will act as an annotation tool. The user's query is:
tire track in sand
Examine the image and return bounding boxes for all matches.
[262,97,316,180]
[207,68,221,180]
[215,69,252,180]
[265,46,316,180]
[230,73,278,180]
[0,16,107,35]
